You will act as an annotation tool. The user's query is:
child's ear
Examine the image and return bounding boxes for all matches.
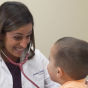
[56,67,63,78]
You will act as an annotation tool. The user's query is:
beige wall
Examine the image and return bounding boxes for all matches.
[0,0,88,58]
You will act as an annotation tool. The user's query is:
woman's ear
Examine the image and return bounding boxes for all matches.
[56,67,63,78]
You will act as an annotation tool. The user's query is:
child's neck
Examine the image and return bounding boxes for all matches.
[59,76,74,85]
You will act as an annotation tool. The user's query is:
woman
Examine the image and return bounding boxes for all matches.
[0,1,60,88]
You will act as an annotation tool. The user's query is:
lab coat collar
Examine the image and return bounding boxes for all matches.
[0,54,11,75]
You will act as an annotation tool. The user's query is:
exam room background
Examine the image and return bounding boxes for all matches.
[0,0,88,78]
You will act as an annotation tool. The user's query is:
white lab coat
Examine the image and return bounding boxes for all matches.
[0,49,61,88]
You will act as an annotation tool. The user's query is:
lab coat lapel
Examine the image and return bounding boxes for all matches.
[0,54,11,75]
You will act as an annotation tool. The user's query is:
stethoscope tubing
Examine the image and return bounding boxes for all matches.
[1,50,39,88]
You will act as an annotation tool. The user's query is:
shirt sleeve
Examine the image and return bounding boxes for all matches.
[39,51,61,88]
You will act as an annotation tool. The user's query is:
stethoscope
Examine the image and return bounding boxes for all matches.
[1,49,39,88]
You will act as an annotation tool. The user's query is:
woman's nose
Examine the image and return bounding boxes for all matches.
[20,38,30,48]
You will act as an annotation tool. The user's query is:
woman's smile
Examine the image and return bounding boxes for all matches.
[14,47,24,53]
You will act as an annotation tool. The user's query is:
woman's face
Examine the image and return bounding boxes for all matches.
[2,23,32,58]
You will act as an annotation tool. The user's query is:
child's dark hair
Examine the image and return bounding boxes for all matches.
[54,37,88,80]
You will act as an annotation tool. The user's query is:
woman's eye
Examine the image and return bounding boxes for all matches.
[13,34,31,40]
[26,34,31,38]
[14,37,22,39]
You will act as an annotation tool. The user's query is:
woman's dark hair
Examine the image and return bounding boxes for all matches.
[0,1,35,59]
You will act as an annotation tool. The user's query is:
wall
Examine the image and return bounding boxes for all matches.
[0,0,88,79]
[0,0,88,58]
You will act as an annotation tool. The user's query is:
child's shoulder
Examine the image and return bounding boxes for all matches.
[60,80,87,88]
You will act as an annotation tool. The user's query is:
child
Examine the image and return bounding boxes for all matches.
[47,37,88,88]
